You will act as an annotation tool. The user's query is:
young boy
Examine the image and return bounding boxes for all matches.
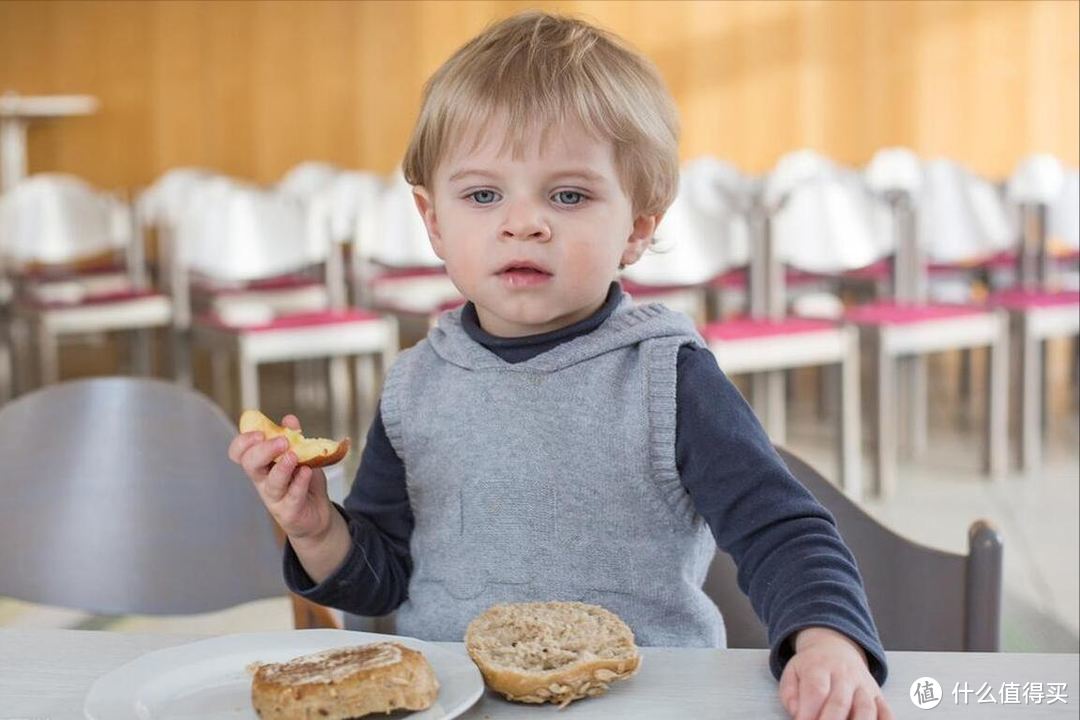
[230,12,893,719]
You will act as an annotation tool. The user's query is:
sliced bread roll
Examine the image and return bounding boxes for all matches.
[250,642,439,720]
[465,601,641,708]
[238,409,350,468]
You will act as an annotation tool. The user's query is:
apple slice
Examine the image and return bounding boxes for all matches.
[238,410,350,468]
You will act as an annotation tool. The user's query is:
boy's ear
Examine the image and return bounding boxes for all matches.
[412,186,445,259]
[621,211,664,267]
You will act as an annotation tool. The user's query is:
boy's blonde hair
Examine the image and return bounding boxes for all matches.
[402,11,680,217]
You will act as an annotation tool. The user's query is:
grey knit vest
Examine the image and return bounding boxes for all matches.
[380,297,726,647]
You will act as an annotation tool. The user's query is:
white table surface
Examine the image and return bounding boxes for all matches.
[0,629,1077,719]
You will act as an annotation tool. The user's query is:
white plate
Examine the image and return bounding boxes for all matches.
[84,629,484,720]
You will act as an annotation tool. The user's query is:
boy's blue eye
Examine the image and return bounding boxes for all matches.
[468,190,499,205]
[554,190,585,205]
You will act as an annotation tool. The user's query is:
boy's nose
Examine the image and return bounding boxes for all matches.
[499,202,551,242]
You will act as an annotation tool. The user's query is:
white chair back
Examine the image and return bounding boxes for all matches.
[764,149,837,210]
[276,161,342,200]
[865,148,924,301]
[768,152,893,273]
[917,159,1011,263]
[624,156,750,286]
[175,180,322,282]
[865,147,923,197]
[1051,170,1079,250]
[136,167,222,231]
[306,170,385,249]
[1007,154,1066,206]
[360,174,442,268]
[0,173,131,266]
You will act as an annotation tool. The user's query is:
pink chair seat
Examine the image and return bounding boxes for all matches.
[844,300,987,326]
[621,278,706,294]
[707,268,822,290]
[839,259,891,282]
[20,262,128,281]
[929,250,1080,277]
[369,265,448,282]
[29,289,162,311]
[436,298,466,313]
[191,273,322,297]
[701,316,838,341]
[928,250,1015,275]
[986,290,1080,311]
[199,308,383,333]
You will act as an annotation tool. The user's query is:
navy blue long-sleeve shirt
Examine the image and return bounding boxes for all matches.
[284,283,888,684]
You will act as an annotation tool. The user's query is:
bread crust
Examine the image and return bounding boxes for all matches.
[250,642,439,720]
[472,654,640,708]
[465,601,641,708]
[238,409,350,468]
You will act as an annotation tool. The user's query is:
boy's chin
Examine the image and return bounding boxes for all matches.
[480,305,575,336]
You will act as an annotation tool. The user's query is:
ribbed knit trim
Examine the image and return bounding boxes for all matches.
[379,347,410,464]
[428,297,703,373]
[647,337,699,524]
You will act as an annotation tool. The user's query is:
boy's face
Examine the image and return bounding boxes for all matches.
[413,117,659,337]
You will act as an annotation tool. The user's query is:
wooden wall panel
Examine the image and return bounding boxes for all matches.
[0,0,1076,190]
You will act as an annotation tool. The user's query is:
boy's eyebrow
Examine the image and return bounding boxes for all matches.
[447,168,607,184]
[448,169,500,183]
[546,169,607,183]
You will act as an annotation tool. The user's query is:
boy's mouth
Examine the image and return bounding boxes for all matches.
[497,260,554,288]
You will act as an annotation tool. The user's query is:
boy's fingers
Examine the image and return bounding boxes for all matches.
[875,695,895,720]
[228,431,263,464]
[793,671,830,720]
[817,678,853,720]
[285,465,313,505]
[308,468,328,497]
[241,437,289,477]
[262,450,298,502]
[281,414,302,431]
[850,687,876,720]
[778,667,799,716]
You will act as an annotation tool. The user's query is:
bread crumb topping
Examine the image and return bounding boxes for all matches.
[255,643,404,685]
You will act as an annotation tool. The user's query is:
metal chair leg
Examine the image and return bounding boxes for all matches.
[328,356,349,442]
[0,335,10,405]
[873,329,898,498]
[171,328,193,387]
[751,371,786,443]
[8,315,32,396]
[211,350,233,415]
[130,329,153,376]
[238,351,259,418]
[353,353,377,441]
[985,313,1009,480]
[1018,314,1042,477]
[36,321,59,387]
[909,354,928,458]
[838,327,862,500]
[295,360,326,415]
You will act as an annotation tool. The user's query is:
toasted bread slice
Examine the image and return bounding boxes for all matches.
[239,410,350,468]
[250,642,439,720]
[465,601,641,708]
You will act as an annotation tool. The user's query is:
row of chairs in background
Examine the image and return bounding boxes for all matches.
[0,150,1076,500]
[631,150,1077,498]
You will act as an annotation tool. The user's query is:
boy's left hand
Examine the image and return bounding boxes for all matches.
[778,627,893,720]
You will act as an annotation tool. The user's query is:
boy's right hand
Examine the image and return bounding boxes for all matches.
[229,414,333,543]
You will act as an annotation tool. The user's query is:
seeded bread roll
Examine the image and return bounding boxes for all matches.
[250,642,439,720]
[465,601,641,708]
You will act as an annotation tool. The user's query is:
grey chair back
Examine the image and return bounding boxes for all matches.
[0,377,285,615]
[704,448,1003,652]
